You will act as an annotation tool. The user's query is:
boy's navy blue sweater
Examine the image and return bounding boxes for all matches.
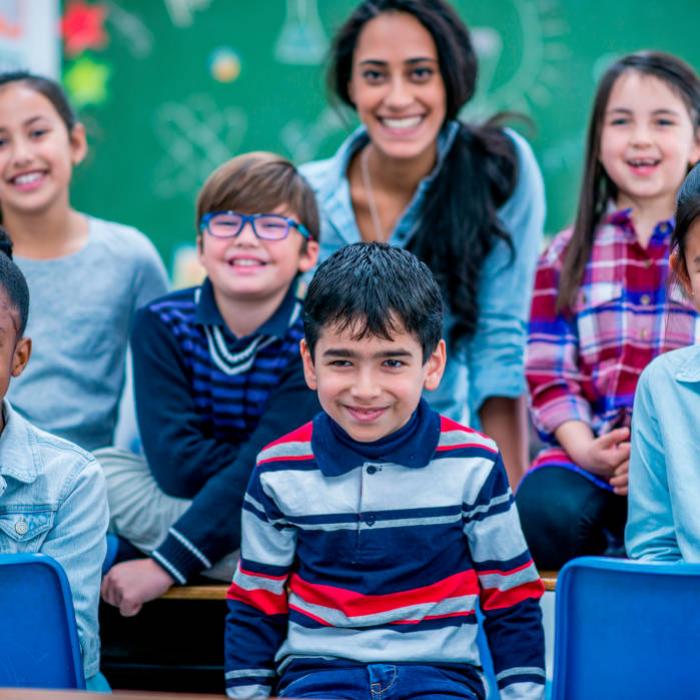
[131,279,320,583]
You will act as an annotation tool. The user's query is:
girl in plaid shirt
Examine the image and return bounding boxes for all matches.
[517,52,700,570]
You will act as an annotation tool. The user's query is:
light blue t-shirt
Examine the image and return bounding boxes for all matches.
[8,216,168,451]
[627,344,700,562]
[301,122,545,425]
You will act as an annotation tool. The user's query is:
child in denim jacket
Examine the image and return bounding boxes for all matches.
[0,230,108,686]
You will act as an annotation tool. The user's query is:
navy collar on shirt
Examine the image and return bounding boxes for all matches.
[311,398,441,477]
[605,205,675,240]
[194,277,300,339]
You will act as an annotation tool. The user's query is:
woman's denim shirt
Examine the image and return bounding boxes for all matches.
[0,401,108,679]
[300,122,545,426]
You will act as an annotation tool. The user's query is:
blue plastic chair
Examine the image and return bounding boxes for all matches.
[0,553,85,688]
[551,556,700,699]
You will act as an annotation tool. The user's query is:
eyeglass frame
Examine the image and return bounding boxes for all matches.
[199,211,312,241]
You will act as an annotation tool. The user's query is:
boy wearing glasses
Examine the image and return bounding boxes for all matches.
[101,153,320,615]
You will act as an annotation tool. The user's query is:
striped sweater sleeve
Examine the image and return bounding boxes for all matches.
[462,454,545,700]
[224,462,297,699]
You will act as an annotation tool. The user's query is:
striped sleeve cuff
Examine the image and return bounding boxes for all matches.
[151,526,213,584]
[225,668,275,699]
[497,667,546,700]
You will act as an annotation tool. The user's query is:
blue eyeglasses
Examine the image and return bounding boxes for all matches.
[199,211,311,241]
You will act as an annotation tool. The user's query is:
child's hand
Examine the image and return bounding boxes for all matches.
[576,428,630,477]
[556,423,630,478]
[609,459,629,496]
[101,558,175,617]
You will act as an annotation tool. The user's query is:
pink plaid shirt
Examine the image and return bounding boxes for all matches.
[526,208,699,484]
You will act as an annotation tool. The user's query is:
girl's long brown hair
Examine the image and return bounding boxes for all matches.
[557,52,700,313]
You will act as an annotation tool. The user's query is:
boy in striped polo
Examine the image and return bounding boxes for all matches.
[100,153,321,615]
[225,243,545,699]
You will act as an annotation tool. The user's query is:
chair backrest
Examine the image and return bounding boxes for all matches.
[551,556,700,699]
[0,553,85,689]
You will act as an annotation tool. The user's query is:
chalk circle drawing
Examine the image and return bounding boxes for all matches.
[464,0,570,120]
[275,0,328,65]
[164,0,211,28]
[281,106,348,164]
[209,46,241,83]
[105,1,153,58]
[153,94,247,199]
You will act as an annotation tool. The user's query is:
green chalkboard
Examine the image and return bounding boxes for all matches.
[65,0,700,275]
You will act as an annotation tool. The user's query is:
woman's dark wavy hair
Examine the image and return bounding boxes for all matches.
[557,51,700,312]
[328,0,517,345]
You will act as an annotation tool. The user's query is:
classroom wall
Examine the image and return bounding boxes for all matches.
[63,0,700,275]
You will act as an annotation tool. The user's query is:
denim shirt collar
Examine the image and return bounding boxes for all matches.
[311,398,441,476]
[318,121,460,247]
[675,345,700,383]
[0,401,41,484]
[194,277,300,339]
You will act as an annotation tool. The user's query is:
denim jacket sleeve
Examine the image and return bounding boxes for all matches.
[466,130,545,415]
[39,450,109,680]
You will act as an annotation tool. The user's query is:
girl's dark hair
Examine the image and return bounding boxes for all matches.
[0,70,77,132]
[328,0,517,344]
[0,227,29,335]
[304,242,443,361]
[672,162,700,269]
[557,51,700,312]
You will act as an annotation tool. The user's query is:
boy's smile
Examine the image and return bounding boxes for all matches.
[301,320,445,443]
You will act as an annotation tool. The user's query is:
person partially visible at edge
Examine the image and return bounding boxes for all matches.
[100,152,321,615]
[627,162,700,561]
[519,52,700,570]
[225,243,545,700]
[300,0,545,489]
[0,228,108,688]
[0,71,168,452]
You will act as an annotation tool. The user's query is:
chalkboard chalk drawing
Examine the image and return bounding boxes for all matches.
[61,0,108,57]
[164,0,211,28]
[105,1,153,58]
[209,46,241,83]
[153,94,248,199]
[274,0,327,65]
[281,106,347,164]
[464,0,569,120]
[63,55,110,108]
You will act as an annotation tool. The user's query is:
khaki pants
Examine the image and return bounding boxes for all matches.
[95,447,237,581]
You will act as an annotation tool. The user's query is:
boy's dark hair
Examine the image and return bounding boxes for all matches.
[672,162,700,270]
[303,242,443,361]
[0,70,78,132]
[196,152,320,242]
[0,228,29,335]
[558,51,700,312]
[327,0,517,347]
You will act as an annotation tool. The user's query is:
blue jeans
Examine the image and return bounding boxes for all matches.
[277,663,483,699]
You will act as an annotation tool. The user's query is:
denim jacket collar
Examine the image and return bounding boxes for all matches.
[0,401,41,485]
[317,121,460,247]
[675,345,700,383]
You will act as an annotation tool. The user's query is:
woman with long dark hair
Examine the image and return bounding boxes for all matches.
[301,0,545,486]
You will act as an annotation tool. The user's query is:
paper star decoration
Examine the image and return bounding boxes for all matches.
[63,56,110,108]
[62,0,109,57]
